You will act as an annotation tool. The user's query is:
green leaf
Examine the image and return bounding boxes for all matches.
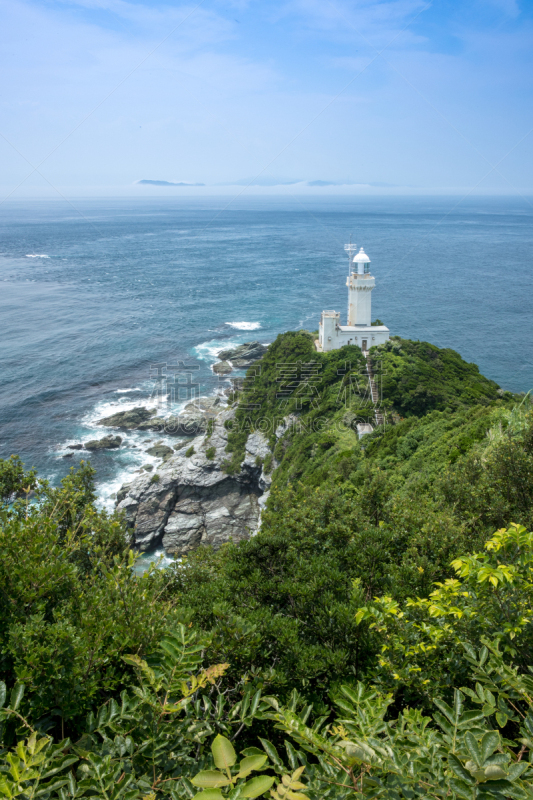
[284,742,299,771]
[433,711,453,737]
[458,710,486,728]
[194,791,225,800]
[483,765,508,781]
[212,735,237,771]
[508,762,530,781]
[37,779,69,795]
[496,712,508,728]
[454,690,464,721]
[9,684,24,712]
[0,683,6,710]
[433,698,455,724]
[240,775,275,798]
[492,785,529,800]
[463,643,477,659]
[237,755,268,778]
[191,771,232,789]
[258,739,284,771]
[481,732,500,762]
[465,732,482,766]
[249,690,262,717]
[449,778,474,799]
[42,757,79,779]
[448,755,476,785]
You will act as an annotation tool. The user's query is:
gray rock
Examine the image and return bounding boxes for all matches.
[117,472,177,551]
[136,412,212,436]
[62,453,74,458]
[98,407,156,429]
[163,482,259,554]
[116,483,132,504]
[141,464,154,472]
[218,342,268,362]
[184,397,221,413]
[242,431,277,491]
[116,406,266,556]
[146,444,173,459]
[213,361,233,375]
[85,435,122,451]
[67,444,83,450]
[231,358,260,368]
[274,414,300,440]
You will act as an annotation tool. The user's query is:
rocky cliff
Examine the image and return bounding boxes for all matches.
[114,404,277,555]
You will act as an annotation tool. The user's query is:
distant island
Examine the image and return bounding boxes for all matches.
[136,179,205,186]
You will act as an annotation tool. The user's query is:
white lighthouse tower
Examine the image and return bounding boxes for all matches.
[348,248,373,326]
[317,243,390,353]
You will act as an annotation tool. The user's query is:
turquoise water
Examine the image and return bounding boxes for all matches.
[1,195,532,506]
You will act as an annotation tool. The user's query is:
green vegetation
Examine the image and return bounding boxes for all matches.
[173,333,532,696]
[150,472,160,483]
[206,446,216,460]
[186,445,195,457]
[0,460,177,737]
[1,332,532,799]
[375,337,501,417]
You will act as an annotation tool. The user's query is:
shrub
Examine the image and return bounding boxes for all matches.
[206,446,216,460]
[150,473,160,484]
[263,453,273,474]
[185,446,195,457]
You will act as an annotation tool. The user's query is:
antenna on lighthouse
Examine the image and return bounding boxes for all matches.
[344,237,357,275]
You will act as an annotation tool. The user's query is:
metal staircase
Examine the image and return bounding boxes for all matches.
[364,352,385,427]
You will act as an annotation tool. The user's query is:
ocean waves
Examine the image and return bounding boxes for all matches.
[225,321,262,330]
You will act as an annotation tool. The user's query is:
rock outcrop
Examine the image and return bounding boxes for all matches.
[98,407,156,429]
[145,444,174,460]
[213,361,233,375]
[217,341,268,368]
[99,399,222,437]
[115,404,279,556]
[85,435,122,451]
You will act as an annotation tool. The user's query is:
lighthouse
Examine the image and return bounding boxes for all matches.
[317,244,390,353]
[347,247,373,326]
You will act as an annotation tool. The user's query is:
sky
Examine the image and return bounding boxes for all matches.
[1,0,533,196]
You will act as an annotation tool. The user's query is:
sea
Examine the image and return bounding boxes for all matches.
[1,195,532,564]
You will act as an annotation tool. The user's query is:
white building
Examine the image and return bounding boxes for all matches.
[317,244,390,353]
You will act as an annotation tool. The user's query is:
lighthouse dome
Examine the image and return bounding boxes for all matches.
[352,247,370,263]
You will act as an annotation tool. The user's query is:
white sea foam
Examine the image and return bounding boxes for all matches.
[115,387,141,393]
[192,338,242,364]
[81,397,152,429]
[226,321,261,330]
[96,465,139,513]
[26,254,50,258]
